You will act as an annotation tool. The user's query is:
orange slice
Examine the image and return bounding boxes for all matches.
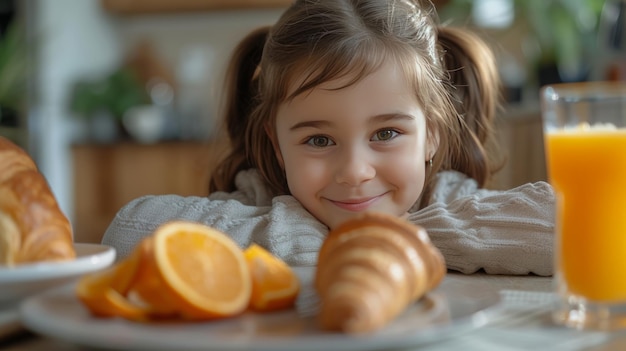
[126,237,180,318]
[244,244,300,311]
[76,248,149,320]
[145,221,252,319]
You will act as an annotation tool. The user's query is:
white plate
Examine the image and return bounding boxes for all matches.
[19,274,501,351]
[0,243,116,303]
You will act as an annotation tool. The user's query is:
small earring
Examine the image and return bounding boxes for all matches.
[429,158,433,167]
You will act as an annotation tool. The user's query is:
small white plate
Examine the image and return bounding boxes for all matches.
[0,243,116,303]
[19,274,500,351]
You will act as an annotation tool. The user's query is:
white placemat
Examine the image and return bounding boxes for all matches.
[408,290,611,351]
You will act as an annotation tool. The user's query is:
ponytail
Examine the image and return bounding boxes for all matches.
[209,26,270,193]
[437,26,501,187]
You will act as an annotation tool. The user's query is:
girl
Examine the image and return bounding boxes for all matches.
[102,0,554,277]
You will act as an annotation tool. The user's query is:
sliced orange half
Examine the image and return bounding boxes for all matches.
[149,221,252,319]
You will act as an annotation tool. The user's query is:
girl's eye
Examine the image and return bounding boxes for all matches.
[306,135,335,147]
[372,129,398,141]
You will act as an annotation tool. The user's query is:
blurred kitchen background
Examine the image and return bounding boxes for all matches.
[0,0,624,242]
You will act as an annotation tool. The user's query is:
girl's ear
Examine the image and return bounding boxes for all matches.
[265,123,285,169]
[426,127,440,161]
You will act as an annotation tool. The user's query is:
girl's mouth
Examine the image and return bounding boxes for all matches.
[330,195,383,212]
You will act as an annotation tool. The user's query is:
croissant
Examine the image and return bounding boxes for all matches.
[314,212,446,333]
[0,137,75,266]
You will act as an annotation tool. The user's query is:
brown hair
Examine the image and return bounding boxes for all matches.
[210,0,500,210]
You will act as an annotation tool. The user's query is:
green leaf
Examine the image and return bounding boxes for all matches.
[0,20,29,111]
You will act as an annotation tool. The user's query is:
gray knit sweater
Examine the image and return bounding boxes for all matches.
[102,169,555,276]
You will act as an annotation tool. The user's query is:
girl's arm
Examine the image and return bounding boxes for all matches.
[101,194,328,266]
[103,169,554,276]
[409,171,555,276]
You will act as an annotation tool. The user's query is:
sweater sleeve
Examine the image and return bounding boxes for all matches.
[408,171,555,276]
[101,194,328,267]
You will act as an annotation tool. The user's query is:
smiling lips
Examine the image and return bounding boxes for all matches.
[330,195,384,212]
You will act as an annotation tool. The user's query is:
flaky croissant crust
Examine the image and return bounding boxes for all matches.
[314,212,446,333]
[0,137,75,265]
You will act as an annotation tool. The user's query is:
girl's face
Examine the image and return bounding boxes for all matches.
[273,61,437,229]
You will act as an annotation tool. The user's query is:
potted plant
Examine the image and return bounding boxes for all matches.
[516,0,605,85]
[69,66,150,142]
[438,0,605,86]
[0,19,29,147]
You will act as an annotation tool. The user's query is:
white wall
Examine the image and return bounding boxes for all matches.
[29,0,284,226]
[30,0,122,223]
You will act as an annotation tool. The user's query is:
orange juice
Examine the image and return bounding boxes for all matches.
[546,129,626,302]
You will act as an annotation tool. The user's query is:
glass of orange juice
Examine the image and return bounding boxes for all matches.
[541,81,626,330]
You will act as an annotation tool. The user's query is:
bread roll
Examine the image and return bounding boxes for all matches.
[315,212,445,333]
[0,137,75,265]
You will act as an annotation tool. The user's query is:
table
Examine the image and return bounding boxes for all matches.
[2,273,626,351]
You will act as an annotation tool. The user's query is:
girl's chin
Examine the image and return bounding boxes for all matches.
[325,210,409,230]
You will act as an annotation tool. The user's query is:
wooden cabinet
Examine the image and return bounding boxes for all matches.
[72,140,228,243]
[489,107,548,190]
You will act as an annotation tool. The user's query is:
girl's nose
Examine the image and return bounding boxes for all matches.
[334,148,376,186]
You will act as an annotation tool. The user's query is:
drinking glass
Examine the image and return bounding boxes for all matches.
[541,81,626,330]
